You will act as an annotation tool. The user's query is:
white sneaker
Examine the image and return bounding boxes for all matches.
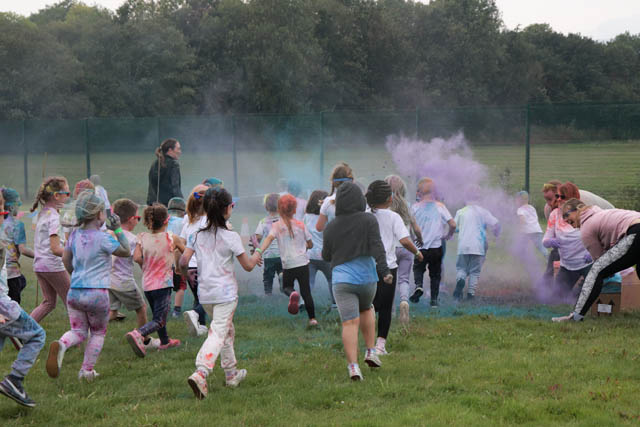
[375,346,389,356]
[364,348,382,368]
[188,370,208,399]
[196,325,209,336]
[225,369,247,388]
[46,341,66,378]
[183,310,199,336]
[399,301,410,324]
[144,337,161,350]
[78,369,100,382]
[348,364,363,381]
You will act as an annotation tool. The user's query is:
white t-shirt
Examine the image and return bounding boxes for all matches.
[33,207,66,272]
[319,193,337,225]
[454,205,499,256]
[180,216,206,268]
[110,230,139,292]
[303,213,323,260]
[255,215,280,258]
[517,205,542,234]
[411,200,453,249]
[371,209,410,269]
[95,186,110,211]
[268,219,311,269]
[294,197,307,222]
[544,208,591,271]
[187,228,244,304]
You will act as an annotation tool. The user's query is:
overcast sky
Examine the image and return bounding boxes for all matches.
[3,0,640,41]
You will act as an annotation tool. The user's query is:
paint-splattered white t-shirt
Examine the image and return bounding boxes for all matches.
[411,201,453,250]
[454,205,499,256]
[110,229,138,292]
[268,219,311,269]
[33,207,66,273]
[371,208,410,269]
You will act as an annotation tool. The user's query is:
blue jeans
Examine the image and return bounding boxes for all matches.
[263,257,283,295]
[0,310,46,378]
[139,287,172,345]
[455,254,486,296]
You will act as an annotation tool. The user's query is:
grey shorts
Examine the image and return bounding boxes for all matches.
[109,287,145,311]
[332,282,377,322]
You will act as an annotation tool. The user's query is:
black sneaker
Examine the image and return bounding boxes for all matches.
[409,287,423,303]
[430,300,439,308]
[0,376,35,408]
[466,293,474,301]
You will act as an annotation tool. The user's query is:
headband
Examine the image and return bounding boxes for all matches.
[333,178,354,183]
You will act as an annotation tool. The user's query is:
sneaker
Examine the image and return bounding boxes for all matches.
[9,337,23,351]
[288,291,300,315]
[116,312,127,321]
[348,364,363,381]
[183,310,200,336]
[399,301,410,324]
[409,287,423,303]
[278,273,284,294]
[171,310,181,319]
[125,330,146,358]
[78,369,100,382]
[144,337,161,350]
[225,369,247,388]
[430,300,439,308]
[364,349,382,368]
[308,319,318,327]
[46,341,66,378]
[466,293,474,301]
[375,346,389,356]
[197,325,209,336]
[158,338,181,350]
[0,376,35,408]
[188,370,208,399]
[330,303,338,310]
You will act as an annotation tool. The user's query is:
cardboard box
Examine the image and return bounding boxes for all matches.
[590,267,640,316]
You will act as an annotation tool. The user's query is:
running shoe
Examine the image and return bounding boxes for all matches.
[78,369,100,382]
[0,376,35,408]
[288,291,300,315]
[409,287,423,303]
[364,349,382,368]
[46,341,66,378]
[158,338,181,350]
[225,369,247,388]
[348,364,363,381]
[188,370,208,399]
[183,310,199,336]
[125,330,146,358]
[399,301,410,324]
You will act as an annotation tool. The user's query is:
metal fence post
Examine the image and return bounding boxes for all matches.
[22,120,28,198]
[320,112,325,182]
[415,107,419,139]
[85,118,91,178]
[232,115,239,197]
[525,104,531,193]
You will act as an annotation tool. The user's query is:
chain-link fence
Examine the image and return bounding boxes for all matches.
[1,103,639,211]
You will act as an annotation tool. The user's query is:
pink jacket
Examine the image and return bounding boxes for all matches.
[579,206,640,260]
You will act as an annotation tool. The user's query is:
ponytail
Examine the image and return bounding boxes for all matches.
[199,187,232,236]
[385,175,411,225]
[329,162,354,195]
[31,176,67,212]
[143,203,168,231]
[156,138,179,169]
[278,194,297,238]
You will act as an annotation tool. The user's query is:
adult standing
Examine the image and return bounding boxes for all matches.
[553,199,640,321]
[147,139,183,207]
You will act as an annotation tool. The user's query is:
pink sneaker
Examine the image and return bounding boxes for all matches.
[288,291,300,315]
[158,338,181,350]
[125,330,146,358]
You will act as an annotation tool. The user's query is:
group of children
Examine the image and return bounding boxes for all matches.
[0,163,510,404]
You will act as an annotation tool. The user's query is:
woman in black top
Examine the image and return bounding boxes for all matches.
[147,139,183,206]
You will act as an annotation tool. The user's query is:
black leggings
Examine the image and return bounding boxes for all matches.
[373,268,398,339]
[187,268,207,325]
[576,224,640,316]
[283,265,315,319]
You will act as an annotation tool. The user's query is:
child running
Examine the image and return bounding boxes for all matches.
[0,192,46,407]
[304,190,336,307]
[366,181,422,354]
[126,204,184,357]
[452,198,501,300]
[255,193,283,296]
[410,178,456,307]
[258,194,317,325]
[1,188,34,304]
[181,185,209,336]
[30,176,71,323]
[516,191,546,256]
[167,197,187,318]
[180,187,262,399]
[322,182,392,380]
[316,162,354,232]
[46,190,131,381]
[108,199,160,348]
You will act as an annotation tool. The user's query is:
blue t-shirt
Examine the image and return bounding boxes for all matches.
[66,229,120,289]
[167,215,185,236]
[332,256,378,285]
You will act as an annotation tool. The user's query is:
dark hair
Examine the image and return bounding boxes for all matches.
[143,203,168,231]
[365,180,392,212]
[31,176,68,212]
[113,199,138,223]
[155,138,179,168]
[200,187,233,235]
[306,190,328,215]
[264,193,279,213]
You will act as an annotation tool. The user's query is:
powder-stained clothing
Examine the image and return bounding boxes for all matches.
[544,189,614,220]
[517,204,542,234]
[110,230,138,292]
[147,157,183,206]
[195,300,238,376]
[94,185,110,211]
[303,214,323,260]
[544,208,591,271]
[319,193,337,224]
[0,307,46,379]
[138,232,176,291]
[187,228,245,305]
[255,215,280,258]
[167,215,185,236]
[67,229,120,289]
[181,217,206,268]
[370,208,410,269]
[294,197,307,222]
[579,206,640,260]
[268,220,311,270]
[1,216,27,279]
[34,207,66,273]
[412,201,453,250]
[454,205,499,256]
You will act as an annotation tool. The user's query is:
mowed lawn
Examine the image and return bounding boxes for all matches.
[0,140,638,209]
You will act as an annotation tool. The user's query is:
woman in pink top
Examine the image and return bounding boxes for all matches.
[553,199,640,322]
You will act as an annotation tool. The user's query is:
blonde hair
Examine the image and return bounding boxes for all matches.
[385,175,411,226]
[186,184,209,224]
[329,162,354,195]
[417,178,434,196]
[31,176,68,212]
[542,180,562,193]
[561,198,586,215]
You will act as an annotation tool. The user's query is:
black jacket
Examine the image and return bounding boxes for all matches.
[147,156,183,206]
[322,182,390,278]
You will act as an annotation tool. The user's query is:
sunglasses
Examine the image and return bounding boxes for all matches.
[230,202,236,209]
[134,215,141,221]
[555,194,567,200]
[562,209,577,220]
[55,191,71,196]
[0,211,9,216]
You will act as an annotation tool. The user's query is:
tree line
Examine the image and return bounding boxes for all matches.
[1,0,639,120]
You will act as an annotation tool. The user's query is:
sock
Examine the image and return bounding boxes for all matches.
[173,306,182,313]
[7,374,23,387]
[376,337,386,350]
[143,337,151,345]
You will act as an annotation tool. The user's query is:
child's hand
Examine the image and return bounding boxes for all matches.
[106,212,122,231]
[0,314,7,324]
[414,251,424,262]
[383,274,393,284]
[253,251,263,267]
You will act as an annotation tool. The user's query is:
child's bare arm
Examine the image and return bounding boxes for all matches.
[259,234,275,253]
[18,243,34,258]
[179,248,194,276]
[237,252,262,272]
[410,217,423,246]
[446,219,456,239]
[62,248,73,274]
[172,234,185,253]
[133,243,143,267]
[50,234,64,257]
[316,214,328,232]
[399,237,423,262]
[306,239,313,249]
